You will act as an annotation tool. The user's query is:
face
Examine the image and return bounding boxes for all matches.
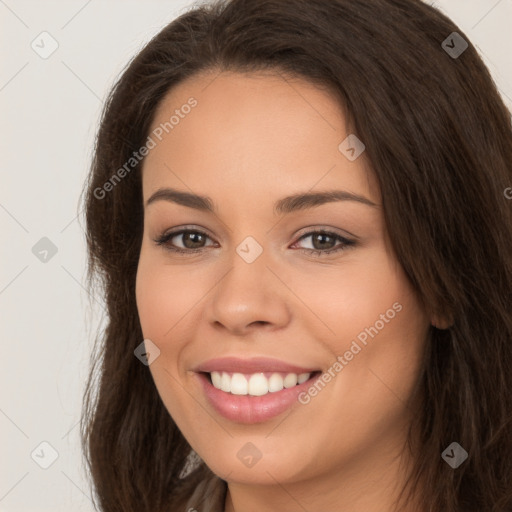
[135,70,430,487]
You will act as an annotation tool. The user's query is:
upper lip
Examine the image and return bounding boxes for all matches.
[193,357,320,374]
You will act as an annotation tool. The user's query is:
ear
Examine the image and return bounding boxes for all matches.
[431,313,453,330]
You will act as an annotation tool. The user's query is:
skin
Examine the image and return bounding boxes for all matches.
[135,70,436,512]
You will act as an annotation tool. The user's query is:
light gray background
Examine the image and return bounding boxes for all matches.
[1,1,511,510]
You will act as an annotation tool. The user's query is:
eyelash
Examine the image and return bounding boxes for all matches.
[153,227,356,257]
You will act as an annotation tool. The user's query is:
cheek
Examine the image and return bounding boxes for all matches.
[290,248,418,344]
[135,254,201,341]
[135,258,196,417]
[135,264,172,339]
[298,248,428,413]
[335,255,427,373]
[325,269,427,426]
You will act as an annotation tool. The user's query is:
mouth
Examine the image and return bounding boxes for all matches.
[201,370,323,397]
[195,370,323,424]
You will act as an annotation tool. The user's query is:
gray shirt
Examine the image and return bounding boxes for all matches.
[172,465,228,512]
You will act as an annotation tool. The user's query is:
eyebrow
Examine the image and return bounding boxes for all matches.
[145,187,379,214]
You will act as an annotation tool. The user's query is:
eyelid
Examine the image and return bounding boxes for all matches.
[158,225,215,240]
[293,225,358,241]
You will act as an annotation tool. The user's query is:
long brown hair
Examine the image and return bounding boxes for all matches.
[80,0,512,510]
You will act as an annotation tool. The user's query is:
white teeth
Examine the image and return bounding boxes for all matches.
[297,373,310,384]
[248,373,268,396]
[268,373,284,392]
[230,373,248,395]
[209,371,312,396]
[211,371,222,389]
[283,373,298,388]
[220,372,231,392]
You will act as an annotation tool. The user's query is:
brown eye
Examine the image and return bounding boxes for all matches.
[154,229,216,253]
[293,230,356,257]
[177,231,207,249]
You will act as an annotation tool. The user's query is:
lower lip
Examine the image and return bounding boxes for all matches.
[195,372,321,424]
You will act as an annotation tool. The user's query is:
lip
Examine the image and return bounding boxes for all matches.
[192,356,320,374]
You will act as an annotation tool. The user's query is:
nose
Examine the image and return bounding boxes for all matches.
[207,246,291,335]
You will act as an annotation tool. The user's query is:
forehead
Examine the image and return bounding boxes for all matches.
[141,70,379,207]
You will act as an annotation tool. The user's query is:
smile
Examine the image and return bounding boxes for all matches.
[196,370,322,424]
[208,370,314,396]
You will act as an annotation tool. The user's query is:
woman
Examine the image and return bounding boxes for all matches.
[80,0,512,511]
